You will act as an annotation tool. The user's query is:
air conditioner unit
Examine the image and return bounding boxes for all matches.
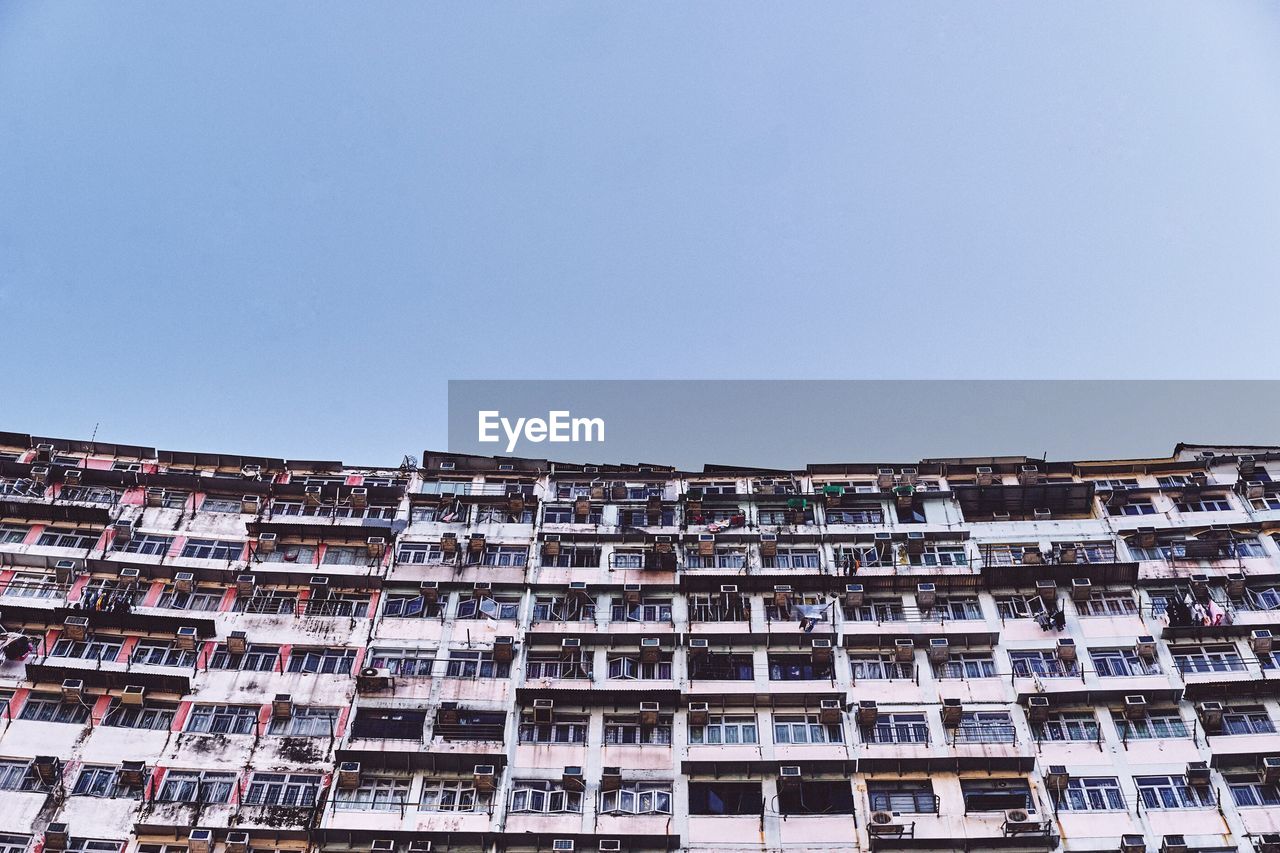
[720,584,738,594]
[975,466,994,486]
[60,678,83,703]
[598,842,621,853]
[844,584,864,607]
[1034,579,1057,601]
[778,765,802,789]
[876,468,896,489]
[225,833,250,853]
[420,580,439,602]
[760,533,778,558]
[991,511,1011,521]
[698,533,715,556]
[1068,577,1091,601]
[1239,455,1257,476]
[173,571,195,593]
[1056,637,1076,662]
[688,702,710,726]
[1004,808,1039,832]
[356,667,392,692]
[639,701,660,726]
[562,765,585,790]
[117,569,142,587]
[34,443,54,462]
[337,762,363,789]
[145,487,165,507]
[472,581,491,597]
[1252,629,1274,654]
[227,630,248,655]
[641,637,661,663]
[62,615,89,642]
[1136,526,1158,548]
[561,638,581,653]
[941,697,963,726]
[439,462,456,470]
[256,532,276,554]
[811,638,832,663]
[1263,756,1280,785]
[309,575,329,588]
[494,635,514,663]
[1226,572,1246,599]
[473,764,497,791]
[915,583,936,608]
[1043,764,1069,791]
[819,698,842,725]
[534,698,555,723]
[857,700,878,726]
[367,536,387,558]
[624,583,642,604]
[1022,548,1044,565]
[43,824,68,852]
[568,581,589,593]
[173,625,199,651]
[1198,701,1224,732]
[894,639,915,662]
[1019,465,1041,485]
[241,494,261,514]
[407,843,432,853]
[236,574,256,595]
[33,755,61,786]
[552,841,574,853]
[303,485,323,506]
[188,829,213,853]
[437,702,460,725]
[1160,835,1188,853]
[774,585,793,608]
[370,841,395,853]
[1135,635,1156,658]
[1057,543,1078,563]
[867,810,904,834]
[442,533,460,554]
[1033,508,1052,520]
[30,465,49,485]
[928,638,950,663]
[111,521,134,545]
[119,760,147,785]
[905,531,926,554]
[272,693,294,718]
[1186,761,1211,787]
[121,684,146,705]
[348,487,368,509]
[1254,834,1280,853]
[1190,574,1209,596]
[1124,695,1148,720]
[688,638,709,655]
[601,766,622,791]
[1245,480,1266,500]
[241,464,262,479]
[1027,696,1050,722]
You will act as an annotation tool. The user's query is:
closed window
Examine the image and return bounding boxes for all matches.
[210,644,280,671]
[156,770,236,803]
[419,779,489,812]
[601,783,672,815]
[186,704,259,735]
[1135,775,1214,809]
[774,714,841,745]
[287,648,356,674]
[333,776,411,811]
[243,772,321,806]
[868,780,936,813]
[19,694,90,723]
[267,707,338,737]
[1057,777,1125,811]
[180,539,243,560]
[689,715,758,745]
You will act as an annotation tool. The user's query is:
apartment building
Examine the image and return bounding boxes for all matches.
[0,430,1278,853]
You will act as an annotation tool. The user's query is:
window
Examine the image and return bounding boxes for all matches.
[19,693,89,723]
[960,778,1033,812]
[685,549,747,569]
[1232,537,1268,558]
[925,596,983,620]
[1079,591,1138,616]
[1057,777,1126,811]
[158,490,190,509]
[103,701,176,731]
[827,507,884,524]
[773,714,841,745]
[1091,648,1161,677]
[761,548,820,569]
[267,707,338,737]
[199,495,243,513]
[524,651,591,680]
[1222,706,1276,736]
[767,654,833,681]
[37,528,99,549]
[1172,644,1247,675]
[66,841,121,853]
[619,507,675,526]
[350,709,426,740]
[186,704,259,735]
[777,779,855,815]
[467,545,528,567]
[304,593,371,618]
[1113,711,1189,740]
[1176,494,1233,513]
[843,598,905,622]
[132,639,196,668]
[983,543,1041,566]
[260,545,316,565]
[509,781,583,814]
[456,596,520,620]
[688,592,749,622]
[867,780,936,813]
[123,534,173,557]
[611,598,672,623]
[1010,650,1077,678]
[605,714,673,745]
[689,652,755,680]
[851,654,913,681]
[1228,774,1280,808]
[322,546,365,565]
[0,760,38,791]
[156,770,236,803]
[607,652,672,680]
[0,478,42,498]
[71,766,141,799]
[243,772,321,806]
[287,647,356,674]
[0,834,29,853]
[334,776,411,811]
[156,584,224,611]
[765,593,828,623]
[689,715,758,745]
[542,545,602,568]
[543,504,602,524]
[1135,775,1214,809]
[51,634,124,662]
[382,591,443,618]
[237,589,298,614]
[59,486,121,505]
[994,594,1047,620]
[935,653,997,679]
[601,783,674,815]
[1,572,58,599]
[475,506,533,524]
[180,539,243,560]
[368,647,436,677]
[954,711,1015,744]
[864,712,929,744]
[419,779,490,812]
[533,594,595,622]
[444,650,509,679]
[209,643,280,671]
[396,542,445,563]
[0,524,29,544]
[1109,499,1156,516]
[1036,711,1098,742]
[908,544,967,567]
[518,713,587,744]
[688,782,763,815]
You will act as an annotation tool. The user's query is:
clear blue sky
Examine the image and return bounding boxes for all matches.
[2,3,1279,464]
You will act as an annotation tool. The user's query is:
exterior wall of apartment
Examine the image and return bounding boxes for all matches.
[0,434,1276,852]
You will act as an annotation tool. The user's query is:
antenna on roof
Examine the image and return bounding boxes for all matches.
[400,455,419,472]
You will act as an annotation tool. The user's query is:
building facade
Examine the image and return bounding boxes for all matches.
[0,431,1277,853]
